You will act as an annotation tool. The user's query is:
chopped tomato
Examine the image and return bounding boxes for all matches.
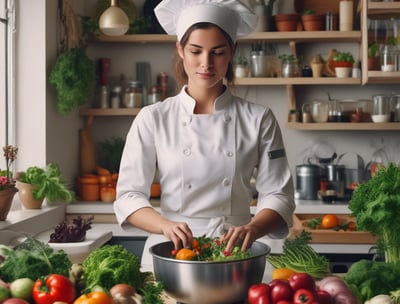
[175,248,195,260]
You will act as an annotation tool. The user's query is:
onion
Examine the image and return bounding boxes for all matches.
[110,284,137,304]
[318,276,359,304]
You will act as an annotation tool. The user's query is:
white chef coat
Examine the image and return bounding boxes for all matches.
[114,85,295,271]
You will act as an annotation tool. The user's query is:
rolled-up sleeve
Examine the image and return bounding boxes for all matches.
[255,109,295,239]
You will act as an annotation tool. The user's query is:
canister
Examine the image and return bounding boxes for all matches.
[296,164,325,200]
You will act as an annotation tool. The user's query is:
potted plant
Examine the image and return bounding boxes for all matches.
[233,53,249,78]
[0,145,18,220]
[279,54,301,77]
[16,163,74,209]
[274,13,300,32]
[332,51,355,78]
[367,42,380,71]
[301,10,324,31]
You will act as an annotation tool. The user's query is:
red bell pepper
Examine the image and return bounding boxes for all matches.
[32,274,76,304]
[248,283,271,304]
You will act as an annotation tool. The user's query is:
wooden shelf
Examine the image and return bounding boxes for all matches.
[79,108,141,117]
[365,71,400,84]
[235,77,361,86]
[286,122,400,131]
[367,1,400,17]
[92,31,361,44]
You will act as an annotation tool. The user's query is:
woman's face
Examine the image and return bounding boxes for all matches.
[177,26,234,90]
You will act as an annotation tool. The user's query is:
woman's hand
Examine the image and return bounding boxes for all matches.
[220,225,256,253]
[161,221,194,250]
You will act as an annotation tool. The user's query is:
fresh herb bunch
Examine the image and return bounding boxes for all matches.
[333,51,355,63]
[49,216,94,243]
[0,236,72,282]
[18,163,74,203]
[266,231,330,279]
[49,47,95,115]
[349,163,400,263]
[0,145,18,190]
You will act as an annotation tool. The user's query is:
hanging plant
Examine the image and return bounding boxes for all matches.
[49,48,95,115]
[49,0,95,115]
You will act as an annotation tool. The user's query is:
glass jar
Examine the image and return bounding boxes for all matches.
[124,81,143,108]
[110,86,122,108]
[380,44,396,72]
[148,85,161,105]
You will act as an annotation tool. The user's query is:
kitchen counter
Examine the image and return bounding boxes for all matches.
[66,199,375,255]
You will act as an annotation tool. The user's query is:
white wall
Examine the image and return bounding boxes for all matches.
[12,0,400,190]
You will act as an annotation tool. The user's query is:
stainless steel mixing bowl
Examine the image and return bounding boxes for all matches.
[150,241,270,304]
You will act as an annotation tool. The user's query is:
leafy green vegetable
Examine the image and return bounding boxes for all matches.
[140,281,164,304]
[0,236,72,282]
[82,244,149,292]
[99,137,125,173]
[18,163,74,203]
[266,231,330,279]
[349,163,400,262]
[49,47,95,115]
[344,259,400,303]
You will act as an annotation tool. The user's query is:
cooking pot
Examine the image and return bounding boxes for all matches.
[296,164,326,200]
[150,241,270,304]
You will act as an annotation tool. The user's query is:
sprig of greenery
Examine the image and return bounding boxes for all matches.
[333,51,355,63]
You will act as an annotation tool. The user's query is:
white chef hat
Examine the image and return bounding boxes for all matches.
[154,0,257,42]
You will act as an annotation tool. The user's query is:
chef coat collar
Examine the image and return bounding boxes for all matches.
[179,85,232,114]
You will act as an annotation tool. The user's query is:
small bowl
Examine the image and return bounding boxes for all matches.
[371,114,390,123]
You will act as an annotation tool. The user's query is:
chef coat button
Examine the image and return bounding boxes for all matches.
[226,151,233,157]
[187,184,192,189]
[222,178,230,186]
[183,148,191,156]
[224,115,231,123]
[182,121,187,127]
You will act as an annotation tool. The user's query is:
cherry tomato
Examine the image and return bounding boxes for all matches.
[175,248,195,260]
[316,290,333,304]
[257,295,271,304]
[289,273,316,291]
[293,289,315,304]
[248,283,270,304]
[270,279,294,303]
[276,301,293,304]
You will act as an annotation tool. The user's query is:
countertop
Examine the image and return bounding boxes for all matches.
[65,199,375,255]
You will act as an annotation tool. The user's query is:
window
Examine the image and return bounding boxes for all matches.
[0,0,15,168]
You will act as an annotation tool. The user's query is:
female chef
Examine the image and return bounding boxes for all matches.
[114,0,295,272]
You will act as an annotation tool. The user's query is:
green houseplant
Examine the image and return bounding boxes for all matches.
[332,51,355,68]
[16,163,74,209]
[367,42,380,71]
[301,10,324,31]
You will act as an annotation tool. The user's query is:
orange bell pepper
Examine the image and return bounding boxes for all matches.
[73,291,112,304]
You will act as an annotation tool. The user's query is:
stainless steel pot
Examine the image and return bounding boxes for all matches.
[150,241,270,304]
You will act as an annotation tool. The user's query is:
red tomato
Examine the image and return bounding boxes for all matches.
[32,274,76,304]
[248,283,270,304]
[293,289,316,304]
[270,280,294,303]
[316,290,333,304]
[277,301,293,304]
[289,273,316,291]
[257,295,271,304]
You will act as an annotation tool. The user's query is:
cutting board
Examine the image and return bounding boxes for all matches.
[290,214,377,244]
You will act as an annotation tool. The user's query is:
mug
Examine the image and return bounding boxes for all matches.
[303,101,329,123]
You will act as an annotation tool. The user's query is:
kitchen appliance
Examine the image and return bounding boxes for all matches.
[150,241,270,304]
[296,164,326,200]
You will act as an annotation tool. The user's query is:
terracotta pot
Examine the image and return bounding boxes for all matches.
[274,14,300,32]
[301,14,324,31]
[16,181,44,209]
[367,57,380,71]
[0,186,17,220]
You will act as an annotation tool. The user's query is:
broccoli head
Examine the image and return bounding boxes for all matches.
[82,244,145,292]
